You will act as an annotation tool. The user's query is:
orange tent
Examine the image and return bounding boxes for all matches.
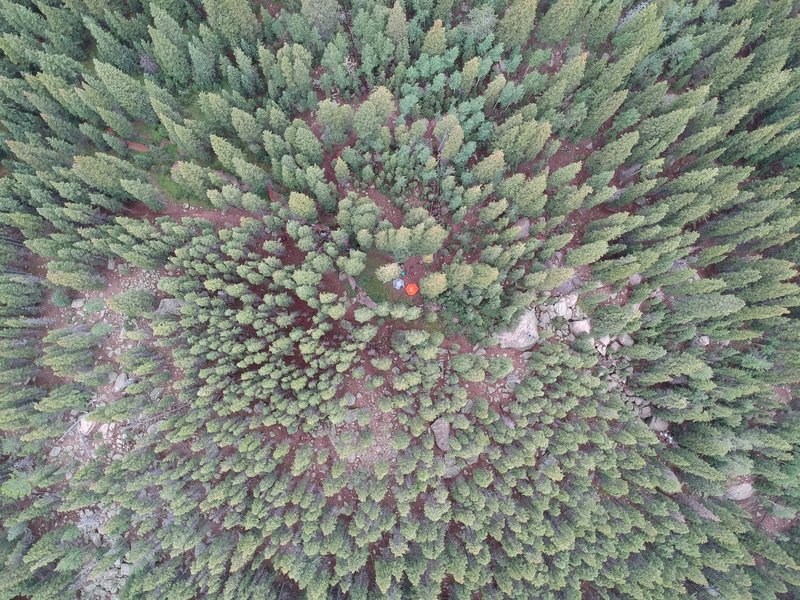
[405,283,419,296]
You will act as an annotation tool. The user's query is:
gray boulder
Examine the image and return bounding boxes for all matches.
[430,418,450,452]
[726,482,754,501]
[156,299,184,315]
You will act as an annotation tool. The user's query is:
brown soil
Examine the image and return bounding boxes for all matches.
[363,187,404,228]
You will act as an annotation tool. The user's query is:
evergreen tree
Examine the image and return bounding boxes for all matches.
[498,0,538,49]
[422,19,447,56]
[203,0,259,45]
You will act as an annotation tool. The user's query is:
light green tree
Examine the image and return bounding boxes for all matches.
[289,192,318,221]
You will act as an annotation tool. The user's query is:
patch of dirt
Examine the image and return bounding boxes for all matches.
[363,187,404,228]
[334,356,398,470]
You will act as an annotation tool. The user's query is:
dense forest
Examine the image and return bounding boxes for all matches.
[1,0,799,598]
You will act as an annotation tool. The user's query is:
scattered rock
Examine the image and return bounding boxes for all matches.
[648,417,669,432]
[725,482,754,501]
[513,217,531,240]
[639,405,652,418]
[598,335,612,346]
[609,341,621,353]
[443,455,460,478]
[113,372,132,392]
[71,298,85,309]
[618,333,634,347]
[430,418,450,452]
[569,319,591,335]
[156,299,184,315]
[498,309,539,350]
[553,299,570,318]
[79,417,94,434]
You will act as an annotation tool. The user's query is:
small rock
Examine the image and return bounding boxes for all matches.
[89,531,102,547]
[343,392,356,407]
[430,417,450,452]
[156,299,184,315]
[443,455,460,478]
[513,217,531,240]
[696,335,710,347]
[725,482,754,501]
[618,333,634,347]
[71,298,85,309]
[79,418,94,434]
[49,446,61,458]
[610,341,621,353]
[553,299,569,318]
[569,319,591,335]
[149,387,164,401]
[628,273,643,285]
[182,203,189,209]
[498,309,539,350]
[598,335,612,346]
[640,406,652,418]
[113,372,131,392]
[649,417,669,432]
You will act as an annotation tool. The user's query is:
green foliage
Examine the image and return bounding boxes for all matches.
[2,3,800,600]
[107,289,156,317]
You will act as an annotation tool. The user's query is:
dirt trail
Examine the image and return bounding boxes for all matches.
[126,199,255,229]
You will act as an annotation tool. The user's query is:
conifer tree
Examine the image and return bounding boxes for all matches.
[202,0,259,45]
[498,0,538,49]
[422,19,447,56]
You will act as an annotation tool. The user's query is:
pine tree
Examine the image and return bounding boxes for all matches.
[537,0,584,45]
[289,192,318,221]
[434,115,464,161]
[460,57,480,94]
[472,150,506,183]
[301,0,341,41]
[420,273,447,298]
[386,1,410,64]
[498,0,538,49]
[93,60,155,121]
[584,131,639,174]
[203,0,259,45]
[422,19,447,56]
